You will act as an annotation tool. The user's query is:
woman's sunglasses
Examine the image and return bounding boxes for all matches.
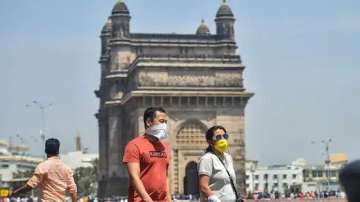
[212,133,229,141]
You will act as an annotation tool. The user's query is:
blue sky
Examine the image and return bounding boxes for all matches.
[0,0,359,165]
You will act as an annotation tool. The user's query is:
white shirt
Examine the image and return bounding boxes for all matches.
[198,152,237,202]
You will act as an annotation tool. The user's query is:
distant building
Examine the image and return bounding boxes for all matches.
[329,153,348,166]
[0,156,42,183]
[302,153,348,192]
[60,133,98,170]
[0,140,10,155]
[246,155,348,194]
[245,160,303,194]
[61,151,98,170]
[0,141,42,187]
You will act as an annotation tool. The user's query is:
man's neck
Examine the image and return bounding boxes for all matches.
[144,134,159,143]
[47,155,59,159]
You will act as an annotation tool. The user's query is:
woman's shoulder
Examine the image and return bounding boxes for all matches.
[224,152,233,158]
[200,152,232,160]
[200,152,215,161]
[224,152,234,162]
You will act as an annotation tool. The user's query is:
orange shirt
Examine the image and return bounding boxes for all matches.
[27,156,77,202]
[123,135,170,202]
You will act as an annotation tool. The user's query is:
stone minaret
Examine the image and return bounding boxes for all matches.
[215,0,235,40]
[76,132,82,152]
[110,0,131,38]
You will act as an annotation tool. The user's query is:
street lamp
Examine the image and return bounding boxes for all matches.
[321,138,332,192]
[250,166,255,194]
[26,101,53,146]
[311,138,332,192]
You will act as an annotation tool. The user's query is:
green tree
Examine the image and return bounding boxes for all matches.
[73,159,98,197]
[12,169,34,179]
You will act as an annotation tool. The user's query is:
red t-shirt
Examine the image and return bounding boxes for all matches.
[123,135,170,202]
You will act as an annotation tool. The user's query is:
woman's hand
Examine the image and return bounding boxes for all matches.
[208,195,221,202]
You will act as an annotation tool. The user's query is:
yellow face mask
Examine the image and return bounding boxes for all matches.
[214,139,228,153]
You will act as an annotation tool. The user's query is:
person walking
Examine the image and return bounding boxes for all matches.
[123,107,171,202]
[11,138,77,202]
[198,126,242,202]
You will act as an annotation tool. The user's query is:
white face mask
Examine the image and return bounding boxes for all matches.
[145,123,168,140]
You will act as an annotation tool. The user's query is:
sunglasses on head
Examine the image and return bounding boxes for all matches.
[212,133,229,141]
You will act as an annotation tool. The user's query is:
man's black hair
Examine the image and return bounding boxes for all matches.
[143,107,166,128]
[45,138,60,156]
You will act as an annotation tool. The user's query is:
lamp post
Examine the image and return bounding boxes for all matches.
[250,166,255,194]
[311,138,332,192]
[321,138,332,192]
[26,101,53,146]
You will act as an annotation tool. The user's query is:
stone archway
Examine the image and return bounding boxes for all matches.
[172,119,208,193]
[184,161,199,195]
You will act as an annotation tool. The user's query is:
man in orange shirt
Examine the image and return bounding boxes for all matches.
[123,107,171,202]
[11,138,77,202]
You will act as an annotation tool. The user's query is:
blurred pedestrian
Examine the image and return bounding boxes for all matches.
[10,138,77,202]
[123,107,171,202]
[198,125,243,202]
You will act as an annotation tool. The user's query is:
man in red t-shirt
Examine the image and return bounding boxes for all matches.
[123,107,171,202]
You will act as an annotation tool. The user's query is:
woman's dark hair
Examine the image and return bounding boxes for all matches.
[143,107,166,128]
[205,125,227,153]
[45,138,60,156]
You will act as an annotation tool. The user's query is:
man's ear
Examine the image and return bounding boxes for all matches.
[145,119,152,128]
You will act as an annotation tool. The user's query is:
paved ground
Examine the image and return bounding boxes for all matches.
[244,199,346,202]
[176,199,346,202]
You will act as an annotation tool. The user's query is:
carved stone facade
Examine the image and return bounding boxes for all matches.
[96,1,253,197]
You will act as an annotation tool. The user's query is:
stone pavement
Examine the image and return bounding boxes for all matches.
[244,199,346,202]
[175,199,346,202]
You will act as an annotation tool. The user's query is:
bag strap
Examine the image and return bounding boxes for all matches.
[211,151,240,201]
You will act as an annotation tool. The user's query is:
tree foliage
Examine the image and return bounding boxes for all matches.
[13,169,34,179]
[73,159,98,197]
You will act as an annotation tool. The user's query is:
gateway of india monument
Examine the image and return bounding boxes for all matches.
[95,0,254,197]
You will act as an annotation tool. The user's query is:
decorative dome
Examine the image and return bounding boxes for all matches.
[112,0,130,15]
[102,18,112,33]
[196,19,210,36]
[216,0,234,18]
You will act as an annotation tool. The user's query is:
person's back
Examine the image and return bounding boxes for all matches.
[11,138,77,202]
[28,156,76,200]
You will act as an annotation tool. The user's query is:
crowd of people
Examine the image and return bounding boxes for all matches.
[245,190,346,200]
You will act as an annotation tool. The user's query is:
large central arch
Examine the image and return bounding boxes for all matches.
[171,119,208,194]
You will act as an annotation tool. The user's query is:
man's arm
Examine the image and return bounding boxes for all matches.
[11,184,33,196]
[127,162,153,202]
[12,170,42,197]
[70,191,77,202]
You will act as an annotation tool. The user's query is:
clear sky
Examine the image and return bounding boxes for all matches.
[0,0,359,165]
